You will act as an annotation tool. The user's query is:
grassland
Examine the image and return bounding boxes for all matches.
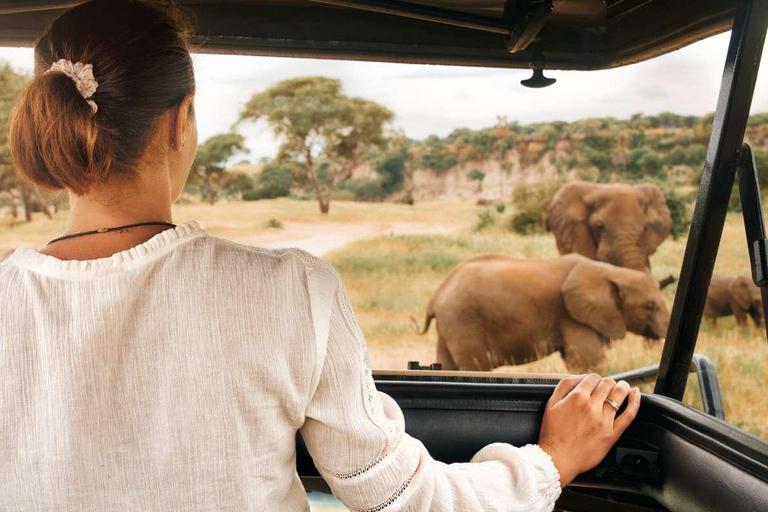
[1,198,766,440]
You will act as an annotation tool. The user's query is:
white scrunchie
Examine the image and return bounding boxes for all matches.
[46,59,99,114]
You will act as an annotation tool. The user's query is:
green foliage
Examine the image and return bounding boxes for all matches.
[243,162,294,201]
[421,135,458,173]
[188,133,248,204]
[469,169,485,181]
[395,190,415,205]
[508,210,543,235]
[264,218,283,229]
[660,187,692,239]
[0,62,30,197]
[193,133,247,169]
[376,150,406,194]
[339,177,388,202]
[474,208,496,232]
[509,177,567,235]
[239,76,393,213]
[495,203,506,214]
[627,146,665,179]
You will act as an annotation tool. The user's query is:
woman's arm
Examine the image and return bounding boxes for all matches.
[298,254,639,512]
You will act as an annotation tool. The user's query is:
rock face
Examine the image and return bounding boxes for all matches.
[352,147,564,201]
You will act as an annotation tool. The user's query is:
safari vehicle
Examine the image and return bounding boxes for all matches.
[3,0,768,510]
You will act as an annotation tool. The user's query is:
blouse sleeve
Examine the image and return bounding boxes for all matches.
[297,253,562,512]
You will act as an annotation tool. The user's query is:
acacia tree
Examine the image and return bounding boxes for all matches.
[0,62,37,223]
[189,133,248,205]
[239,77,393,214]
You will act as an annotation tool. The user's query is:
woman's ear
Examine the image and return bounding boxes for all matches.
[170,93,195,151]
[562,261,627,339]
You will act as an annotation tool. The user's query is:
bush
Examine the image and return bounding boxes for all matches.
[659,187,692,239]
[509,211,544,235]
[339,178,389,202]
[474,209,496,232]
[264,218,283,229]
[243,163,293,200]
[627,146,665,179]
[495,203,506,214]
[395,190,415,205]
[509,177,567,235]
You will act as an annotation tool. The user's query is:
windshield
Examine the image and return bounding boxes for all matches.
[1,31,767,447]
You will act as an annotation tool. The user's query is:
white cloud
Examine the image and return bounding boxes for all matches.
[3,31,768,161]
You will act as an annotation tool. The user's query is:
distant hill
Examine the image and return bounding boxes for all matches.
[345,112,768,202]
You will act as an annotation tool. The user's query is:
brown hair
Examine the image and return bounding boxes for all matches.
[8,0,196,195]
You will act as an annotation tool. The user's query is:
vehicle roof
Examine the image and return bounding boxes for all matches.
[0,0,737,70]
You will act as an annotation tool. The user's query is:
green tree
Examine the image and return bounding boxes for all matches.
[627,146,665,179]
[469,169,485,192]
[189,133,248,205]
[239,77,393,214]
[0,61,36,223]
[243,161,294,201]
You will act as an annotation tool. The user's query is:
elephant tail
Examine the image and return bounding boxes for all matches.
[410,311,434,335]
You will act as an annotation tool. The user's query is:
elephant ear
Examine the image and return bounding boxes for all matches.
[546,181,598,259]
[562,261,627,339]
[729,276,753,310]
[638,184,673,253]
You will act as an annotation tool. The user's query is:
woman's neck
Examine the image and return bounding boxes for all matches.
[40,165,177,260]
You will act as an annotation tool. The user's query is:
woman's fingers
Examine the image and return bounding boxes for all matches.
[573,373,603,396]
[591,377,618,403]
[602,380,631,416]
[613,388,642,437]
[549,375,586,405]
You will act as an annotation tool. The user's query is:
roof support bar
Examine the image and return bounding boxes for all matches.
[736,143,768,345]
[309,0,511,35]
[655,0,768,400]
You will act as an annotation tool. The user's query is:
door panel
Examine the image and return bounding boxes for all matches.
[298,378,768,511]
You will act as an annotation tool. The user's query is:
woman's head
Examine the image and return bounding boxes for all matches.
[9,0,197,199]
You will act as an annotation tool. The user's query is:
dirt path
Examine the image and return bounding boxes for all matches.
[240,221,456,256]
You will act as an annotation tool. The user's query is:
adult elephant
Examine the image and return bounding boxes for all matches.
[546,181,672,271]
[414,254,670,373]
[704,275,764,328]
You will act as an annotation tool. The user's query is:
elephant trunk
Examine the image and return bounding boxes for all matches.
[609,233,649,270]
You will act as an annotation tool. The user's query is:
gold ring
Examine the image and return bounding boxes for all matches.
[604,398,620,411]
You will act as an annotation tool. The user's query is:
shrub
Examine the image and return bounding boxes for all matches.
[474,208,496,232]
[395,190,415,205]
[509,177,567,235]
[509,211,544,235]
[660,187,692,239]
[340,178,389,202]
[495,203,506,214]
[627,146,665,179]
[243,163,293,200]
[264,218,283,229]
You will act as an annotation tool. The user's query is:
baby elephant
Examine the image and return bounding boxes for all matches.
[704,275,764,328]
[415,254,670,373]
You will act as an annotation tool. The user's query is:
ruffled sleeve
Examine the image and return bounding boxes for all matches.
[297,253,562,511]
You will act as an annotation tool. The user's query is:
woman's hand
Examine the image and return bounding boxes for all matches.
[537,374,641,487]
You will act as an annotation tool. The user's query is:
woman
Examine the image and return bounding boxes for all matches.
[1,1,641,510]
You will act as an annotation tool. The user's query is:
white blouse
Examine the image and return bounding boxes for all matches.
[0,221,561,511]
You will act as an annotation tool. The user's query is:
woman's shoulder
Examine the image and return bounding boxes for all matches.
[190,233,339,281]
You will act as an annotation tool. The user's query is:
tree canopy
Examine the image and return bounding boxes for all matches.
[238,76,393,213]
[188,133,248,205]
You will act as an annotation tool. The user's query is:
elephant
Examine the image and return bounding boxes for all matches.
[546,181,672,271]
[704,275,764,328]
[414,254,670,373]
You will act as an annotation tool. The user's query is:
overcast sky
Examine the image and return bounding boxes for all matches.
[2,31,768,160]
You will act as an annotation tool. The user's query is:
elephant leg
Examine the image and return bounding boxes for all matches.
[440,323,495,371]
[560,319,606,374]
[733,308,747,327]
[435,336,458,371]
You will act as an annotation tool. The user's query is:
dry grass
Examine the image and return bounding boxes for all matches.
[325,211,768,441]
